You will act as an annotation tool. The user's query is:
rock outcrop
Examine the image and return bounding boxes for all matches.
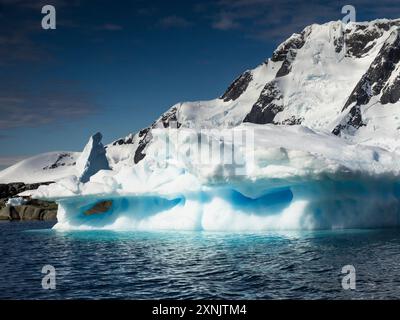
[0,182,57,221]
[0,199,57,221]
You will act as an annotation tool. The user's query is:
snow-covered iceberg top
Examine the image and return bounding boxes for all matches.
[33,124,400,231]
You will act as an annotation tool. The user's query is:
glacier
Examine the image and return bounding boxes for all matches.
[32,124,400,231]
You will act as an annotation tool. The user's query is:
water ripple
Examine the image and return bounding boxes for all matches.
[1,222,400,299]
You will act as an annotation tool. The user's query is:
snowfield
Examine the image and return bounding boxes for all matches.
[0,151,80,184]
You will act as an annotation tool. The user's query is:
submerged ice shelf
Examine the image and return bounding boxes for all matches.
[32,125,400,231]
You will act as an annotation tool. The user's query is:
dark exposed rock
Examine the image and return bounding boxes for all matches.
[0,198,57,221]
[279,116,304,125]
[333,105,365,136]
[139,128,150,137]
[243,81,284,124]
[134,129,152,164]
[112,134,134,146]
[0,181,52,199]
[43,153,75,170]
[0,182,57,221]
[381,74,400,104]
[220,71,253,102]
[334,35,344,53]
[152,106,181,129]
[342,75,373,111]
[271,32,306,62]
[133,106,182,164]
[345,21,400,58]
[334,28,400,136]
[272,32,305,78]
[276,59,292,78]
[345,27,382,58]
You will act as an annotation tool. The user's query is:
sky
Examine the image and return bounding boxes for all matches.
[1,0,400,169]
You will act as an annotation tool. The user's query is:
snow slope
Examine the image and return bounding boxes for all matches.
[0,133,109,184]
[0,152,80,183]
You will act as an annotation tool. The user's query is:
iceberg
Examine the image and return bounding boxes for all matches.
[75,132,110,183]
[33,124,400,231]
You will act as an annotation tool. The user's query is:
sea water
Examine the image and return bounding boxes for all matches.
[1,221,400,299]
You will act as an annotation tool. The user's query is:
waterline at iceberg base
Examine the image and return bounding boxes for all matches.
[32,125,400,231]
[53,179,400,231]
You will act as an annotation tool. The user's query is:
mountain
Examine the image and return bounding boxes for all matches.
[112,18,400,167]
[2,18,400,184]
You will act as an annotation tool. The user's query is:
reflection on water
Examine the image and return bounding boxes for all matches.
[1,221,400,299]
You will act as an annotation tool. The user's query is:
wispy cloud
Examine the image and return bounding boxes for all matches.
[204,0,400,41]
[212,12,240,30]
[0,0,81,9]
[159,15,193,28]
[97,23,124,31]
[0,81,96,129]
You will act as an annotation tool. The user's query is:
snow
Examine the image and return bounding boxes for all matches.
[0,151,80,184]
[172,61,280,129]
[31,124,400,231]
[6,197,27,206]
[0,133,112,184]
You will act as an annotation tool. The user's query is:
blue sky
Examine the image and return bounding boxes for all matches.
[1,0,400,169]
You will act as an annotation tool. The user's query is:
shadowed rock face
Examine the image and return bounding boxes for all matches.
[345,26,382,58]
[220,71,253,102]
[272,32,306,78]
[132,128,150,164]
[381,74,400,104]
[344,29,400,111]
[133,106,183,164]
[332,105,365,136]
[334,28,400,136]
[345,21,400,58]
[243,81,283,124]
[0,182,52,199]
[271,32,306,62]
